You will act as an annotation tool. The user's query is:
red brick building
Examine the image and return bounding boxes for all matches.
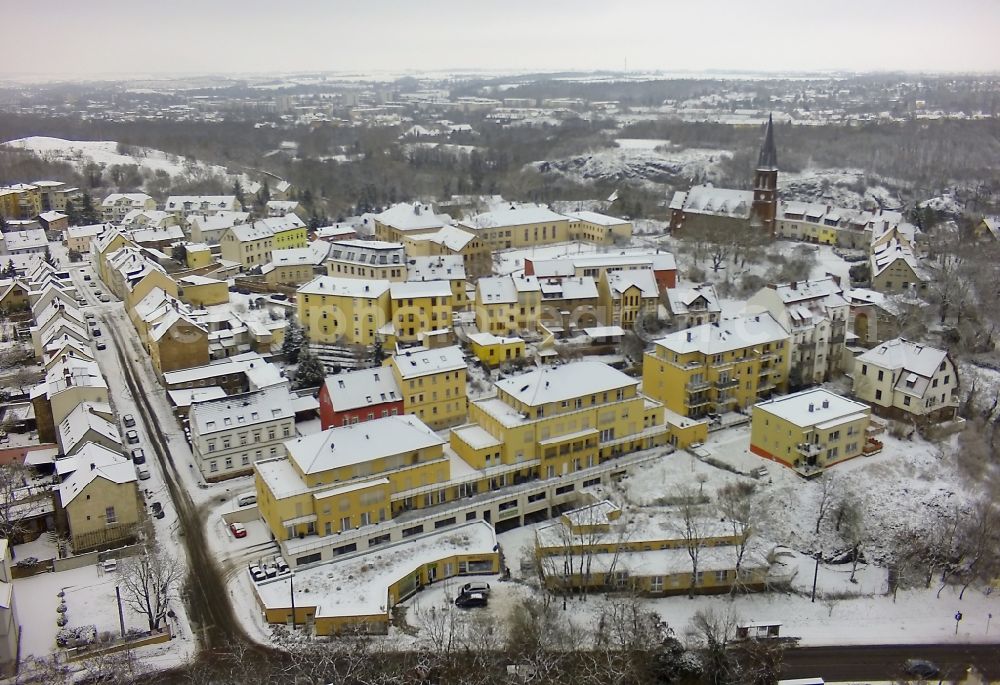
[318,367,404,429]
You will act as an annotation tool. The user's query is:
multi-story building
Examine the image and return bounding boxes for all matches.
[870,240,930,295]
[664,283,721,329]
[457,204,569,250]
[564,211,633,244]
[324,240,406,281]
[388,281,453,345]
[297,276,391,346]
[189,384,296,480]
[372,202,450,243]
[538,276,600,330]
[31,355,110,443]
[474,274,541,336]
[0,229,48,256]
[103,247,179,314]
[263,240,330,286]
[57,444,141,553]
[750,388,876,473]
[852,338,958,423]
[643,313,790,418]
[401,225,492,279]
[385,345,467,429]
[164,195,240,219]
[524,252,677,291]
[177,275,230,307]
[407,255,469,310]
[33,180,81,213]
[65,223,111,254]
[101,193,156,223]
[0,539,19,675]
[0,184,42,220]
[747,276,849,387]
[220,215,308,269]
[188,211,250,244]
[318,367,404,429]
[774,202,914,250]
[597,269,660,330]
[456,361,668,478]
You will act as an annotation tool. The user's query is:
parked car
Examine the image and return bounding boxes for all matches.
[91,328,101,337]
[150,501,162,515]
[275,557,289,574]
[263,564,278,579]
[249,565,266,582]
[455,592,488,609]
[237,493,257,507]
[85,312,96,319]
[903,660,940,678]
[270,293,287,301]
[125,430,139,444]
[153,508,165,519]
[123,414,136,428]
[89,281,98,288]
[130,448,145,464]
[136,465,150,480]
[83,274,91,281]
[96,343,106,351]
[460,581,491,596]
[230,522,247,539]
[99,294,110,302]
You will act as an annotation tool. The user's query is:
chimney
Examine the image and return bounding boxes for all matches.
[822,399,829,409]
[686,331,692,343]
[808,403,814,412]
[790,281,797,290]
[90,463,96,470]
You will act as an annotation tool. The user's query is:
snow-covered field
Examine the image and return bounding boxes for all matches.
[3,136,237,187]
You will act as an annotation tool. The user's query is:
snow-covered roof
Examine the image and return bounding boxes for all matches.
[477,275,539,304]
[529,252,676,280]
[677,184,753,218]
[390,345,465,379]
[165,195,237,212]
[653,312,788,355]
[39,210,67,222]
[177,274,224,287]
[375,202,448,232]
[285,414,444,476]
[563,210,630,226]
[407,255,465,282]
[539,276,598,301]
[261,241,330,274]
[323,367,402,412]
[389,280,452,299]
[101,192,152,208]
[856,337,948,379]
[298,275,391,298]
[603,269,659,299]
[166,387,227,408]
[871,240,929,280]
[466,331,523,347]
[129,225,185,243]
[327,240,405,267]
[58,446,136,506]
[463,203,566,229]
[665,283,721,316]
[189,385,294,436]
[496,361,636,407]
[2,229,48,251]
[39,355,107,397]
[57,402,120,454]
[149,308,207,343]
[314,224,357,240]
[754,388,869,428]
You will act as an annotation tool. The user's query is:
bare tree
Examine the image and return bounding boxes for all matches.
[689,607,740,685]
[838,496,867,583]
[674,487,709,599]
[119,542,185,632]
[955,498,1000,599]
[0,462,47,543]
[813,473,839,535]
[718,481,759,591]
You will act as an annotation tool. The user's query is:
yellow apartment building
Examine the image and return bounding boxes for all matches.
[538,276,600,330]
[403,225,492,279]
[0,189,19,220]
[385,345,467,429]
[457,204,569,250]
[750,388,875,474]
[467,332,525,368]
[535,500,768,596]
[0,184,42,220]
[263,241,329,287]
[219,223,275,269]
[373,202,449,243]
[297,276,391,346]
[271,219,308,251]
[643,313,790,418]
[184,243,213,269]
[454,361,668,479]
[178,275,229,307]
[388,281,453,345]
[474,275,541,336]
[597,269,660,329]
[324,240,407,281]
[564,210,633,244]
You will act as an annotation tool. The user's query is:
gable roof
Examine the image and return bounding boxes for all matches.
[58,446,136,506]
[653,312,787,355]
[389,345,465,379]
[856,337,948,378]
[323,367,402,412]
[495,361,636,407]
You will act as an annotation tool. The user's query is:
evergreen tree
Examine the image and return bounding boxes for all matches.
[232,180,245,209]
[0,216,8,232]
[3,260,14,278]
[64,199,79,225]
[43,247,55,267]
[372,340,385,365]
[79,193,100,224]
[257,180,271,206]
[292,346,326,389]
[171,243,187,264]
[282,315,305,363]
[67,249,83,263]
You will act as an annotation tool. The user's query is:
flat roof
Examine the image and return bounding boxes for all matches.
[754,388,869,428]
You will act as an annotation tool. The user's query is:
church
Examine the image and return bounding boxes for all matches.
[668,114,779,235]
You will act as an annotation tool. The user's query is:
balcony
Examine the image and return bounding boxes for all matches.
[798,340,816,350]
[758,365,772,376]
[797,442,822,458]
[715,377,739,390]
[686,379,711,393]
[686,394,711,408]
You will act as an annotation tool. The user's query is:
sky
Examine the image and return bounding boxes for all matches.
[6,0,1000,78]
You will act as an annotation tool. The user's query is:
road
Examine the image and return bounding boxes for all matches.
[781,643,1000,680]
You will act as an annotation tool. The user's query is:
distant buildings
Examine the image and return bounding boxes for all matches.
[101,193,156,223]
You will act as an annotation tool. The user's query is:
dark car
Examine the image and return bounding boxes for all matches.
[903,659,940,678]
[151,501,162,515]
[454,592,488,609]
[153,508,165,519]
[249,565,266,582]
[96,342,107,351]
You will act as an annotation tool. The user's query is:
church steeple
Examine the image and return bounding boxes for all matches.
[752,113,779,235]
[757,113,778,170]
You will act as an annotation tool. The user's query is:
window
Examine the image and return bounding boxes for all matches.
[875,390,883,401]
[877,370,884,381]
[903,396,911,406]
[105,506,116,524]
[210,461,218,472]
[224,457,233,469]
[650,576,663,592]
[242,455,250,465]
[340,516,351,531]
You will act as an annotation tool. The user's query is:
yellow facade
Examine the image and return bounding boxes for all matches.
[385,347,467,430]
[567,217,633,244]
[0,191,19,220]
[474,276,541,336]
[597,271,660,329]
[220,233,273,268]
[125,271,179,315]
[265,263,318,286]
[185,245,213,269]
[0,185,42,220]
[389,285,453,345]
[459,214,570,251]
[64,478,141,553]
[179,278,229,307]
[642,315,790,419]
[296,277,391,346]
[272,225,308,251]
[468,333,525,368]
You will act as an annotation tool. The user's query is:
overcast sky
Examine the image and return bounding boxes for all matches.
[6,0,1000,77]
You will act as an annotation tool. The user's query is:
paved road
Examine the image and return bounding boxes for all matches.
[782,643,1000,680]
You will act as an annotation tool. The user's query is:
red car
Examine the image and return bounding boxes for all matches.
[230,522,247,539]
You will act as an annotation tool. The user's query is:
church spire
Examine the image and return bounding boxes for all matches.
[757,113,778,170]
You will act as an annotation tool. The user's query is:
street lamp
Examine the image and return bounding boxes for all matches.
[810,550,821,603]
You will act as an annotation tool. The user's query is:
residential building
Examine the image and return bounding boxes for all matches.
[121,209,178,230]
[164,195,240,219]
[474,275,541,336]
[467,332,525,368]
[56,402,121,456]
[128,225,186,252]
[852,338,958,422]
[33,180,80,213]
[31,355,109,443]
[843,288,901,348]
[219,214,308,269]
[747,276,849,386]
[775,203,913,250]
[103,247,179,314]
[184,243,214,269]
[643,313,790,418]
[0,229,48,256]
[564,210,633,244]
[524,252,677,291]
[0,184,42,220]
[266,200,303,217]
[407,255,469,310]
[314,224,357,242]
[536,276,600,331]
[665,283,721,329]
[101,193,155,223]
[535,500,768,596]
[38,210,69,235]
[65,223,110,254]
[318,367,403,429]
[870,240,930,295]
[0,539,19,675]
[57,444,140,553]
[388,280,454,345]
[455,361,668,478]
[457,203,569,250]
[263,241,330,286]
[324,240,406,281]
[385,345,467,429]
[177,275,229,307]
[372,202,450,243]
[188,211,250,245]
[297,276,391,346]
[145,305,211,376]
[189,385,296,480]
[597,269,660,330]
[750,388,877,473]
[401,225,492,278]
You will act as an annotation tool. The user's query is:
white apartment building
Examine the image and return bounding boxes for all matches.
[188,384,296,480]
[852,338,959,423]
[101,193,156,223]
